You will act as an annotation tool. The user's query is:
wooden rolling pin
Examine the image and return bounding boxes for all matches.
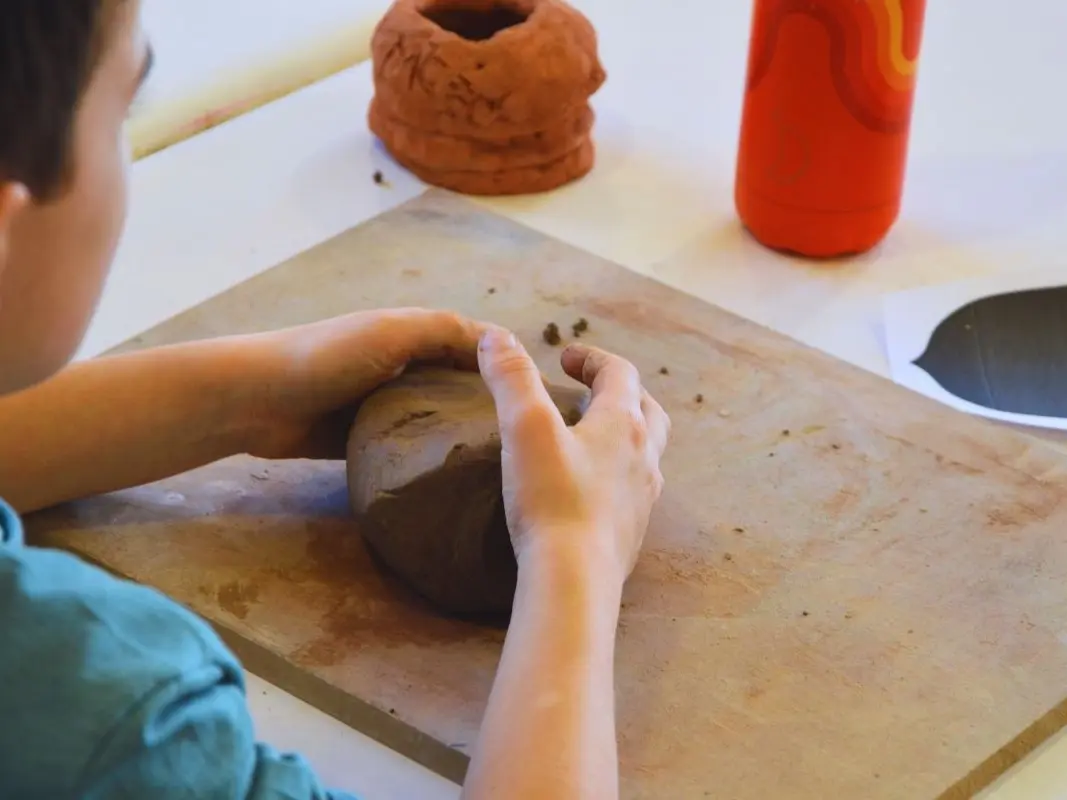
[128,13,382,160]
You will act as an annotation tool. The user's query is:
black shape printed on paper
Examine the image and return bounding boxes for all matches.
[913,286,1067,418]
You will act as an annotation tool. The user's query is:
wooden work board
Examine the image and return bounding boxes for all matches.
[27,190,1067,799]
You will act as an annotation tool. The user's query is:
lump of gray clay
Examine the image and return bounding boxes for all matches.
[346,367,587,617]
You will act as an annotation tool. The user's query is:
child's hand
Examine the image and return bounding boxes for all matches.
[244,308,487,460]
[477,328,670,587]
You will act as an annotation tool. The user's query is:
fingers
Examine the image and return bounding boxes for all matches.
[478,327,566,451]
[381,317,670,457]
[378,308,488,372]
[563,343,670,455]
[561,343,643,419]
[641,391,671,457]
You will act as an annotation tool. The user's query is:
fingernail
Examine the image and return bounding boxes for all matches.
[561,342,589,364]
[480,327,515,352]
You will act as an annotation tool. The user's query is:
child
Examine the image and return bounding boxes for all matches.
[0,2,670,798]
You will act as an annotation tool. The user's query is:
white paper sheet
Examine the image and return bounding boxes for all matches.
[882,269,1067,430]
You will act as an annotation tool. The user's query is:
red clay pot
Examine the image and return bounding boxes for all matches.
[368,0,606,195]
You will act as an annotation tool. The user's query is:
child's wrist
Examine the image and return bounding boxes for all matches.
[191,336,278,458]
[517,531,626,604]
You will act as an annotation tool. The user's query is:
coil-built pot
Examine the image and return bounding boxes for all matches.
[368,0,606,195]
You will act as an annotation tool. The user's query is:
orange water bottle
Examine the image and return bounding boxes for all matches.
[735,0,926,258]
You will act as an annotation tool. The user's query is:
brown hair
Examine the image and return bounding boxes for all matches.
[0,0,119,199]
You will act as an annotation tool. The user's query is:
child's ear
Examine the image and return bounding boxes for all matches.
[0,182,31,276]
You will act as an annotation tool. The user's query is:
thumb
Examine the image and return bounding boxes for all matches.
[478,327,563,443]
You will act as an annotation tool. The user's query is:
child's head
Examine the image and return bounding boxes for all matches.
[0,0,148,393]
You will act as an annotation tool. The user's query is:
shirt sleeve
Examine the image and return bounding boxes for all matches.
[0,543,358,800]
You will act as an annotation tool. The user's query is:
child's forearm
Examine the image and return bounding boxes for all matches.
[0,339,264,512]
[462,537,624,800]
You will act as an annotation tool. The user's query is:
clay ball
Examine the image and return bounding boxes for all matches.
[368,0,606,195]
[346,368,587,616]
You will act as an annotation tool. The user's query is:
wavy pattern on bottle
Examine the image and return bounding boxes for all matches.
[746,0,921,134]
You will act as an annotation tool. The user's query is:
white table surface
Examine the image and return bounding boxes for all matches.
[87,0,1067,796]
[138,0,379,112]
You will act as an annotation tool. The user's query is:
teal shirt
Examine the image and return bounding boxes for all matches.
[0,497,357,799]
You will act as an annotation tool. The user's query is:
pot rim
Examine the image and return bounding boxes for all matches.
[405,0,549,46]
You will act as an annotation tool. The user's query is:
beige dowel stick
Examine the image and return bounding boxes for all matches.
[128,13,383,160]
